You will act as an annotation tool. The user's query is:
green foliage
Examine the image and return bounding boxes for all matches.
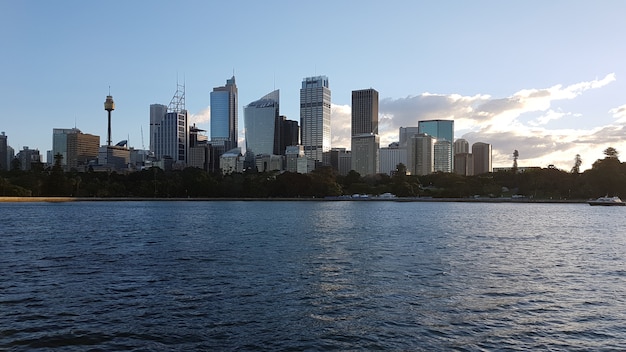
[2,150,626,199]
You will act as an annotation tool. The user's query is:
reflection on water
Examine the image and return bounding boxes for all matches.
[1,201,626,350]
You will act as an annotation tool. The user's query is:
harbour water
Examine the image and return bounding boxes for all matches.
[1,201,625,351]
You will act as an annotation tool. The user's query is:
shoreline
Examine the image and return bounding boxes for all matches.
[0,196,587,204]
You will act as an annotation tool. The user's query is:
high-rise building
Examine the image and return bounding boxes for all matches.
[418,120,454,172]
[16,147,41,171]
[407,133,435,176]
[434,140,452,172]
[52,128,78,169]
[472,142,492,175]
[379,143,407,176]
[149,84,188,166]
[210,76,238,152]
[52,128,98,171]
[351,88,379,176]
[453,139,471,175]
[0,132,7,171]
[300,76,331,165]
[454,138,469,155]
[279,116,299,155]
[399,127,420,148]
[455,153,474,176]
[244,90,280,156]
[67,131,99,170]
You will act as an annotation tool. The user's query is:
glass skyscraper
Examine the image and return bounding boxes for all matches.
[210,76,238,152]
[300,76,331,164]
[418,119,454,173]
[244,90,280,156]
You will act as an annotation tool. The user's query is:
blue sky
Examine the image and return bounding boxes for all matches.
[1,0,625,171]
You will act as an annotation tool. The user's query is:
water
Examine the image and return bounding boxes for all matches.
[1,201,625,351]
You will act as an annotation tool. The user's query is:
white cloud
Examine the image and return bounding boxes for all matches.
[328,73,620,171]
[330,103,351,148]
[189,106,211,125]
[610,104,626,123]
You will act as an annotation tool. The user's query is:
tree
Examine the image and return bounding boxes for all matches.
[571,154,582,174]
[604,147,619,160]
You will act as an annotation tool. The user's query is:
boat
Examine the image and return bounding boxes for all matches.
[588,196,626,206]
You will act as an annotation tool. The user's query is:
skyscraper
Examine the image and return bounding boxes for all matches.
[351,88,379,176]
[399,127,420,148]
[244,90,280,156]
[454,138,469,155]
[472,142,492,175]
[453,138,471,175]
[418,119,454,173]
[407,133,435,176]
[210,76,238,152]
[0,132,7,171]
[300,76,331,165]
[149,84,188,165]
[434,140,452,172]
[52,128,99,171]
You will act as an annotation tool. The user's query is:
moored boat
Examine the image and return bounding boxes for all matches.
[588,196,625,206]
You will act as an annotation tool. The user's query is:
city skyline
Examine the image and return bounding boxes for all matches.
[2,1,626,171]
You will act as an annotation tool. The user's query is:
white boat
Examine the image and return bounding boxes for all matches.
[588,196,626,206]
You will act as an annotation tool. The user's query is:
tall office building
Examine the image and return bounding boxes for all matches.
[418,119,454,172]
[244,90,280,156]
[454,138,469,155]
[472,142,492,175]
[407,133,435,176]
[434,140,452,172]
[52,128,76,168]
[210,76,238,152]
[399,127,420,148]
[67,131,99,170]
[379,143,407,176]
[15,147,41,171]
[279,116,299,155]
[351,88,379,176]
[149,84,188,165]
[453,138,471,175]
[52,128,99,171]
[0,132,7,171]
[300,76,331,165]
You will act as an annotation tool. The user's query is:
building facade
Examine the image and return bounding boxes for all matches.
[407,133,434,176]
[399,127,420,148]
[0,132,7,171]
[454,138,469,155]
[418,120,454,172]
[379,144,407,176]
[67,131,99,171]
[150,104,188,165]
[244,90,280,157]
[351,88,379,176]
[210,76,238,152]
[472,142,492,175]
[300,76,331,165]
[434,139,452,173]
[16,147,41,171]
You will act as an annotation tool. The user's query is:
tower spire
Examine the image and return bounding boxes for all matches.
[104,90,115,146]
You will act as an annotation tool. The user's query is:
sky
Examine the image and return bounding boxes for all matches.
[1,0,625,171]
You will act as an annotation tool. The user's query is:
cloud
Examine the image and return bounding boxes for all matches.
[329,73,622,171]
[330,103,351,148]
[610,104,626,123]
[189,106,210,125]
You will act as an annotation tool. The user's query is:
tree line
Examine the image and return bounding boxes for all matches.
[1,150,625,199]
